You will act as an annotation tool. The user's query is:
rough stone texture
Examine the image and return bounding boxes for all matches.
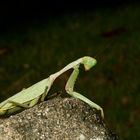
[0,97,118,140]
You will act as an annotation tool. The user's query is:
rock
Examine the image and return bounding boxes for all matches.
[0,97,118,140]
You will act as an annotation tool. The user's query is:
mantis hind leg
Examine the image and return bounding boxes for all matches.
[65,65,104,119]
[0,100,29,116]
[8,95,40,108]
[0,97,41,115]
[7,100,30,108]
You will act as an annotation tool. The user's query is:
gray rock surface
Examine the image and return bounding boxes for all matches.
[0,97,118,140]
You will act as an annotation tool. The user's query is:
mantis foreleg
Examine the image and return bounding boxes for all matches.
[65,65,104,119]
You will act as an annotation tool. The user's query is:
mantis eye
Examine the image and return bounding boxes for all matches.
[83,56,97,71]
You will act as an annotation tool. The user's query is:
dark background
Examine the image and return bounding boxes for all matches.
[0,0,136,33]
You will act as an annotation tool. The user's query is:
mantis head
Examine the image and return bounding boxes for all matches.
[82,56,97,71]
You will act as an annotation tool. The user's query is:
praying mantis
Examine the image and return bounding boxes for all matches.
[0,56,104,119]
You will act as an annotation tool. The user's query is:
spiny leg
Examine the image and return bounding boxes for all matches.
[65,65,104,119]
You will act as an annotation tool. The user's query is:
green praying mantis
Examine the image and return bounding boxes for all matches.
[0,56,104,119]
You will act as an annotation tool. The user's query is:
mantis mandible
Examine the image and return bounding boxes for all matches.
[0,56,104,118]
